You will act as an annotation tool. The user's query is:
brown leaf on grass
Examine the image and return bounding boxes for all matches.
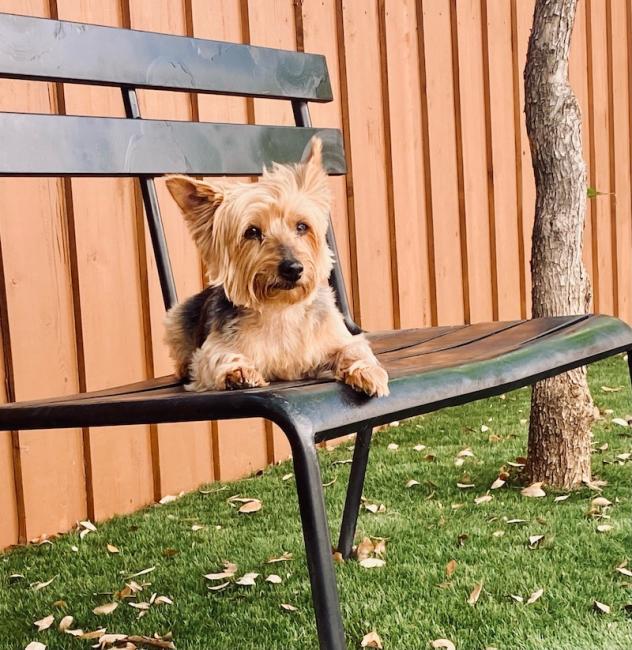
[191,524,204,531]
[431,639,456,650]
[92,602,118,615]
[33,615,54,632]
[373,539,387,557]
[457,448,474,458]
[24,643,46,650]
[281,603,298,612]
[124,566,155,579]
[99,633,128,645]
[281,473,293,481]
[528,534,544,547]
[616,565,632,578]
[554,494,570,503]
[601,385,622,393]
[154,595,173,605]
[413,444,427,451]
[468,582,483,606]
[361,631,383,648]
[457,483,475,489]
[238,499,262,514]
[322,478,337,488]
[31,577,57,591]
[359,558,385,569]
[207,582,230,592]
[510,594,524,603]
[64,629,84,637]
[521,482,546,498]
[592,497,612,507]
[364,503,386,514]
[204,561,238,581]
[79,520,97,532]
[267,552,293,564]
[265,574,282,584]
[596,524,613,533]
[58,616,73,632]
[490,478,505,490]
[387,443,399,451]
[126,636,176,649]
[611,417,629,427]
[593,601,611,614]
[235,572,259,586]
[506,519,528,525]
[79,628,106,640]
[129,601,151,610]
[406,479,420,488]
[526,588,544,605]
[106,544,119,554]
[446,560,457,578]
[332,551,344,563]
[474,495,493,505]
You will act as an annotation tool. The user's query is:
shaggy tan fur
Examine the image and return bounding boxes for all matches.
[164,138,389,397]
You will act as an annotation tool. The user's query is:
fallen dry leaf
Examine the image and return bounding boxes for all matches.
[280,603,298,612]
[597,524,613,533]
[238,499,262,514]
[99,633,128,645]
[413,444,426,451]
[431,639,456,650]
[281,473,293,481]
[528,534,544,547]
[601,385,622,393]
[364,503,386,514]
[154,595,173,605]
[490,478,506,490]
[361,631,383,648]
[592,497,612,507]
[457,483,475,489]
[526,588,544,605]
[204,561,238,581]
[359,558,385,569]
[554,494,570,503]
[79,520,97,532]
[267,552,293,564]
[474,494,493,505]
[236,572,259,586]
[92,602,118,615]
[405,479,420,488]
[266,574,282,584]
[387,442,399,451]
[64,629,84,637]
[79,628,106,640]
[158,494,181,505]
[457,448,474,458]
[446,559,457,578]
[356,537,375,561]
[506,519,528,525]
[492,530,505,538]
[612,417,629,427]
[510,594,524,603]
[468,582,483,606]
[24,643,46,650]
[124,566,155,580]
[33,615,54,632]
[191,524,204,531]
[31,577,56,591]
[481,425,490,433]
[106,544,119,554]
[593,601,611,614]
[521,482,546,498]
[616,565,632,578]
[58,616,73,632]
[207,581,230,592]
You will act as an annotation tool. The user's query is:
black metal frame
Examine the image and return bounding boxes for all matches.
[1,14,632,650]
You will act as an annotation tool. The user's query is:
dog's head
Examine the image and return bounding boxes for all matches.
[166,138,333,309]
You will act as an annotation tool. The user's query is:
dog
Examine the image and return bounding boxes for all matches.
[163,137,389,398]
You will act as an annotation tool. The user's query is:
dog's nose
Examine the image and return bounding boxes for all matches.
[278,259,303,282]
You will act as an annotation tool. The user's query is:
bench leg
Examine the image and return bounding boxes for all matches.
[290,431,347,650]
[337,426,373,559]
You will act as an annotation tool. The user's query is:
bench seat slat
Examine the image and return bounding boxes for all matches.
[0,113,345,176]
[1,315,630,436]
[0,13,332,101]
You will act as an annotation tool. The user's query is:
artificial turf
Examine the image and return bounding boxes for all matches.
[1,356,631,650]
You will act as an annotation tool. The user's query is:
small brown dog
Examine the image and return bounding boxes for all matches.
[164,138,389,397]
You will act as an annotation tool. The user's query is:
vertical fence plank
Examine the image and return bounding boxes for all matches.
[512,0,536,318]
[338,0,395,331]
[300,0,356,320]
[127,0,215,496]
[607,1,631,322]
[418,0,465,325]
[381,0,432,328]
[0,299,18,547]
[190,0,269,481]
[586,0,614,315]
[482,0,522,321]
[454,0,493,323]
[0,0,86,541]
[53,0,154,522]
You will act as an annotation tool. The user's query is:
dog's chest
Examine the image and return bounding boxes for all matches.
[234,303,331,380]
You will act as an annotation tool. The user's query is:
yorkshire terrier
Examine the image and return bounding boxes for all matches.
[163,138,389,397]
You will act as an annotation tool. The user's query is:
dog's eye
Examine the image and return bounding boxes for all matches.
[244,226,262,241]
[296,222,309,235]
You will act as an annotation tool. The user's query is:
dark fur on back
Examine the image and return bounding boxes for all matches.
[179,285,242,348]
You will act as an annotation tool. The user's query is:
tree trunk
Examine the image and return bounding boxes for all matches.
[524,0,594,488]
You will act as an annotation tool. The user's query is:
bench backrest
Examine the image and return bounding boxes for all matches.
[0,12,354,327]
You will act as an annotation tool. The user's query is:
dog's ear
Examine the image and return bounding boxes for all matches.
[296,137,330,209]
[165,175,223,247]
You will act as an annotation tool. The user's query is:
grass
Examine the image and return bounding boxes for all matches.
[1,357,631,650]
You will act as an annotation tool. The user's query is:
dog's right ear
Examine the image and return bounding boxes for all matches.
[165,175,223,247]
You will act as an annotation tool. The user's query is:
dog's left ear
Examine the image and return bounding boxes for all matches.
[296,137,330,208]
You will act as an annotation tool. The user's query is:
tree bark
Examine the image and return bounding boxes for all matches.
[524,0,594,488]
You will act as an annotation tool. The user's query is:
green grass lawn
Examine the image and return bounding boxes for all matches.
[1,357,631,650]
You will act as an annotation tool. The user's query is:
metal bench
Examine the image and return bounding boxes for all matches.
[1,13,631,650]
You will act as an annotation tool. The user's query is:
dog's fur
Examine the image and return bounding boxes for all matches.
[164,138,389,397]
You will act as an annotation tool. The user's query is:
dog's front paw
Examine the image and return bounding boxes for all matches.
[223,366,269,390]
[344,364,389,398]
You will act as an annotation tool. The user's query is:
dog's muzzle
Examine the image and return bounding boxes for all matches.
[278,258,304,284]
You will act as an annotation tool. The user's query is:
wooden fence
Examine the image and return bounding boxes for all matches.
[1,0,631,548]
